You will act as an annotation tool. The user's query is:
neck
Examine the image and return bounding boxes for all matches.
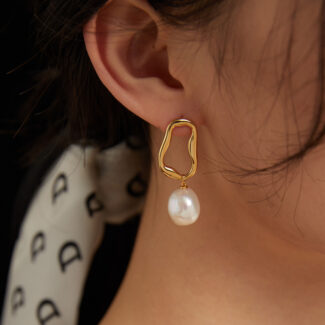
[100,125,325,325]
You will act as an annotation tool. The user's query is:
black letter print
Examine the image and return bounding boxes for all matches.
[31,231,45,262]
[85,192,103,217]
[127,172,147,197]
[52,173,68,204]
[37,299,60,325]
[11,286,24,314]
[58,241,82,273]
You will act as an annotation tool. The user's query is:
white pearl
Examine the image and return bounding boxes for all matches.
[168,188,200,226]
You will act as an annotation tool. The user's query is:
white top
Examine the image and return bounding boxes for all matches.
[1,140,149,325]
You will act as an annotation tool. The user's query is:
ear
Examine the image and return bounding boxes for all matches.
[83,0,201,132]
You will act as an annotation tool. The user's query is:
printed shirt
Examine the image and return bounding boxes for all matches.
[1,139,149,325]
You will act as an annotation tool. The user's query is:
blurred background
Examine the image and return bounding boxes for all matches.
[0,3,142,322]
[0,1,38,316]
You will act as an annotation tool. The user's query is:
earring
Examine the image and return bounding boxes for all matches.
[158,119,200,226]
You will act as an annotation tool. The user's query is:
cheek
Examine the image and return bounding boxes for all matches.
[200,1,321,169]
[204,75,325,253]
[194,0,325,252]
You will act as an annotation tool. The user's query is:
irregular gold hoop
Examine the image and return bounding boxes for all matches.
[158,119,197,184]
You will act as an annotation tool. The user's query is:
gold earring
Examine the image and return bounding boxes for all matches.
[158,119,200,226]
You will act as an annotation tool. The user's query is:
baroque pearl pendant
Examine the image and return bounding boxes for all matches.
[168,187,200,226]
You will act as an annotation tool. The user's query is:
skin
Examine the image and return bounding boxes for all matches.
[83,0,325,323]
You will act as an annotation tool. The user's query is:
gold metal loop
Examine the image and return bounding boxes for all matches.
[158,119,197,182]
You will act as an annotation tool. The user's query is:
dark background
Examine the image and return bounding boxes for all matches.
[0,1,35,316]
[0,3,142,324]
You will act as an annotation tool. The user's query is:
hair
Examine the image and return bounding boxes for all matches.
[12,0,325,179]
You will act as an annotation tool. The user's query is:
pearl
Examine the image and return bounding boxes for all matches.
[168,187,200,226]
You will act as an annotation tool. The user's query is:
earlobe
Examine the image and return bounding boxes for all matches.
[82,0,198,132]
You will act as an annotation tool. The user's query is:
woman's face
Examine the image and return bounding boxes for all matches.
[170,0,325,252]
